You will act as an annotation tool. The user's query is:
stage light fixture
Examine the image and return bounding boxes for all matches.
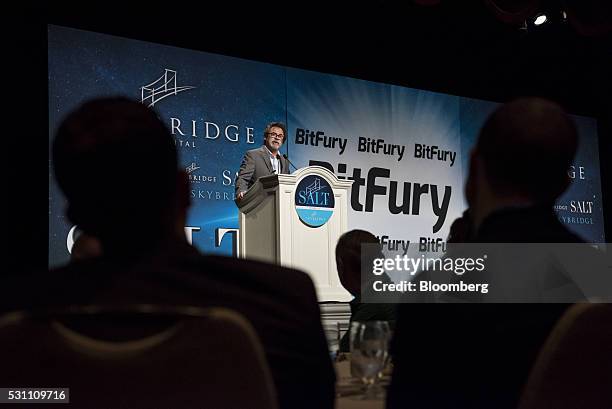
[533,14,548,25]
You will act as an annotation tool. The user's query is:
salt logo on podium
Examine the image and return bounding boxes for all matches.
[295,175,335,227]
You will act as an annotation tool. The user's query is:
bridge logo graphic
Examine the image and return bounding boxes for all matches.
[186,163,201,174]
[140,69,195,107]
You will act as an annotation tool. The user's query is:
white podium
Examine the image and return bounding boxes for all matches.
[237,166,352,301]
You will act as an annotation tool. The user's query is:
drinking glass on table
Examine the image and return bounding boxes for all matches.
[350,321,390,399]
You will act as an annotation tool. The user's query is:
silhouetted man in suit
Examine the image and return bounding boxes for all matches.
[388,98,586,409]
[69,232,103,262]
[335,229,396,352]
[11,98,334,409]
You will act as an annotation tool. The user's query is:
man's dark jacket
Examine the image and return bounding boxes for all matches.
[387,206,584,409]
[235,145,290,195]
[3,242,335,409]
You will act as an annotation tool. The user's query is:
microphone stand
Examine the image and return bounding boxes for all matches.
[282,153,299,172]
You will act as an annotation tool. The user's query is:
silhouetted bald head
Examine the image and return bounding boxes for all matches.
[336,229,382,296]
[53,97,179,246]
[70,232,103,262]
[476,97,578,203]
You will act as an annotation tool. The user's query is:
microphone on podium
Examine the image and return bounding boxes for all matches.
[283,154,299,171]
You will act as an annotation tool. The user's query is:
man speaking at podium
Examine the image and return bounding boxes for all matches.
[235,122,290,201]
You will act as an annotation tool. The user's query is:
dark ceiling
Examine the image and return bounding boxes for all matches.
[40,0,612,116]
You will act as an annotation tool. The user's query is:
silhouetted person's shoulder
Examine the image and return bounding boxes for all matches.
[475,205,584,244]
[172,253,335,409]
[27,243,323,332]
[198,254,319,296]
[12,245,334,409]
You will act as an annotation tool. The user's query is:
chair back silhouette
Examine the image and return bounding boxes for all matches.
[0,305,278,409]
[518,303,612,409]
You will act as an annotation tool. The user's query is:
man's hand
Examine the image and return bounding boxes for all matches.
[237,191,245,201]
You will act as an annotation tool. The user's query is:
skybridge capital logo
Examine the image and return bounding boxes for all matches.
[186,162,200,174]
[140,69,196,107]
[295,175,335,227]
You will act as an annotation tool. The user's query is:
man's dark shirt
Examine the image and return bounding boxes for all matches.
[2,242,335,409]
[387,205,583,409]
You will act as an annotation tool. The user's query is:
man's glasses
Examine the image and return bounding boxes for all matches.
[267,132,284,140]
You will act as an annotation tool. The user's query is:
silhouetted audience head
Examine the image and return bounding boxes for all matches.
[70,232,103,262]
[336,230,383,297]
[53,97,189,254]
[446,210,472,243]
[466,97,578,229]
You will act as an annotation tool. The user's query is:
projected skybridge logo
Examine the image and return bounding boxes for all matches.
[186,163,201,174]
[140,69,195,107]
[295,176,335,228]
